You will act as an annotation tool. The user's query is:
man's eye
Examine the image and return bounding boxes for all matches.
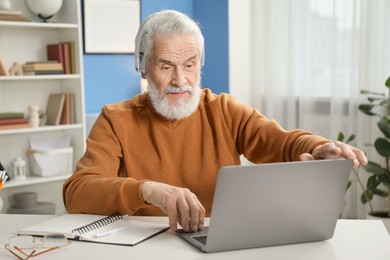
[162,66,172,70]
[184,63,195,69]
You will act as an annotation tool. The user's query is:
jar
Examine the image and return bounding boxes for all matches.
[13,157,26,180]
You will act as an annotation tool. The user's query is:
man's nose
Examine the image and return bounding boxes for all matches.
[171,68,186,87]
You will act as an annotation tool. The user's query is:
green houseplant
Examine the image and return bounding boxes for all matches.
[357,75,390,218]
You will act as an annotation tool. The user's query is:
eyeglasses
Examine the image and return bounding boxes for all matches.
[4,234,71,260]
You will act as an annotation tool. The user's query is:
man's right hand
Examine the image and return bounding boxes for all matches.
[140,181,205,232]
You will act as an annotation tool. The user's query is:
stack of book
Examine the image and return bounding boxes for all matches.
[22,61,64,75]
[0,112,30,130]
[45,93,75,125]
[0,10,29,22]
[47,41,76,74]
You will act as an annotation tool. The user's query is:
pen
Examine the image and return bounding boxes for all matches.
[2,174,8,184]
[93,226,130,238]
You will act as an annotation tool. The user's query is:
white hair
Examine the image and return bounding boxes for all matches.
[136,10,204,72]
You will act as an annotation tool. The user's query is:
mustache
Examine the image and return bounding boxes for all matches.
[164,86,194,94]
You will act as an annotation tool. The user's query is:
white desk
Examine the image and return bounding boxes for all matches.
[0,214,389,260]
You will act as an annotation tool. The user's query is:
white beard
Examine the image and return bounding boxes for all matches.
[147,79,201,120]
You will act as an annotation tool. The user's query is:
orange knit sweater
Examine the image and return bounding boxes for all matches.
[63,89,329,216]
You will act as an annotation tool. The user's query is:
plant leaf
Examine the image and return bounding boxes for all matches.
[361,190,373,204]
[346,180,351,190]
[364,161,389,177]
[358,104,378,116]
[385,76,390,88]
[366,175,380,189]
[374,137,390,157]
[368,96,386,102]
[337,132,344,142]
[360,89,386,96]
[377,118,390,138]
[346,134,355,143]
[378,174,390,187]
[372,188,388,197]
[379,99,389,106]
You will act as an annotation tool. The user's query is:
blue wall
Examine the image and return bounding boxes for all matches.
[193,0,229,93]
[83,0,228,113]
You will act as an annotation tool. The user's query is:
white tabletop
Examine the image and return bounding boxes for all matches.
[0,214,389,260]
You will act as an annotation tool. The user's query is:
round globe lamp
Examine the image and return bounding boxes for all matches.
[26,0,63,22]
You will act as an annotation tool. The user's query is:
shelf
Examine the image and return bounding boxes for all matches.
[0,124,83,136]
[2,174,71,189]
[0,21,78,29]
[0,0,85,215]
[0,74,81,81]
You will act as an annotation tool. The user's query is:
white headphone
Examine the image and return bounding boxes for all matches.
[134,13,205,73]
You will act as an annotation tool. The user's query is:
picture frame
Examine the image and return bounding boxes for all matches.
[83,0,141,54]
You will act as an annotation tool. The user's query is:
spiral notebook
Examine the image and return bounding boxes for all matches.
[18,214,169,246]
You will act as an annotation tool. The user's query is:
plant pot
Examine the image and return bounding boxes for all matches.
[367,211,390,234]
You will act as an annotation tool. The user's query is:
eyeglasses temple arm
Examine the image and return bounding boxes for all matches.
[5,247,24,260]
[29,246,60,257]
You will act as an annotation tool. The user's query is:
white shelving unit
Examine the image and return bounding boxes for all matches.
[0,0,85,214]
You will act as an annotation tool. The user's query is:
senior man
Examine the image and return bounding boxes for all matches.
[63,10,367,233]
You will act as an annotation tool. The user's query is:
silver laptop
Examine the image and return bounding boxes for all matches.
[177,159,352,253]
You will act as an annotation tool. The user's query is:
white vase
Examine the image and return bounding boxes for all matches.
[367,211,390,234]
[0,0,11,10]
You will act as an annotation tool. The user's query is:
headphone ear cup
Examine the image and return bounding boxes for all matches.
[139,53,146,73]
[134,24,146,72]
[134,14,156,72]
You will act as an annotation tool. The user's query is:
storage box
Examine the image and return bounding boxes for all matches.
[29,147,73,177]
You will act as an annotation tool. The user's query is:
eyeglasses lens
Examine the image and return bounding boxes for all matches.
[9,235,67,249]
[9,236,35,249]
[44,235,68,248]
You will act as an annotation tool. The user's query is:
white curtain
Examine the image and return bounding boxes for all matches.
[229,0,390,218]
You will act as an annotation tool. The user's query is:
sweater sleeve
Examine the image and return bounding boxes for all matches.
[63,106,150,215]
[219,93,330,163]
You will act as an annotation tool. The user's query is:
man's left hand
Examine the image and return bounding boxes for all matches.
[299,141,368,167]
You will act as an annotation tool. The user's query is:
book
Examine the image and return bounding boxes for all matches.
[25,60,58,64]
[23,70,64,75]
[47,42,76,74]
[18,214,169,246]
[69,93,75,124]
[0,118,28,125]
[60,93,71,124]
[0,9,28,21]
[0,15,29,22]
[0,123,30,130]
[62,41,76,74]
[23,65,63,71]
[45,93,66,125]
[68,41,76,74]
[0,10,23,16]
[62,42,71,74]
[23,62,63,70]
[47,43,65,71]
[0,112,24,119]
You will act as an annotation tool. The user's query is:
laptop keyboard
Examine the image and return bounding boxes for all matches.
[192,235,208,245]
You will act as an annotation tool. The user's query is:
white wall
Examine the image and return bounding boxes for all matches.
[228,0,252,106]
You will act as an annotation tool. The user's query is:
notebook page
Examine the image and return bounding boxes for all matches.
[79,216,169,246]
